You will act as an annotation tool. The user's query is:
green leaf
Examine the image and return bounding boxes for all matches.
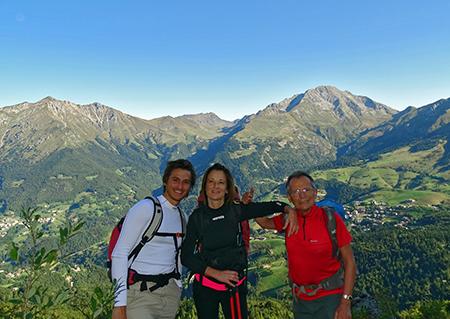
[53,291,65,306]
[35,295,42,306]
[45,250,57,263]
[9,298,23,304]
[26,313,34,319]
[94,286,104,300]
[73,221,85,232]
[61,296,72,305]
[59,227,68,244]
[93,307,103,318]
[9,247,18,261]
[91,296,97,311]
[28,286,37,299]
[43,295,49,307]
[34,254,43,266]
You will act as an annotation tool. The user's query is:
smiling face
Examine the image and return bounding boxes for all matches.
[162,168,193,206]
[205,169,228,208]
[286,176,318,216]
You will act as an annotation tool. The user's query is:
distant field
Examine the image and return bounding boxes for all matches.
[312,145,450,206]
[257,264,289,296]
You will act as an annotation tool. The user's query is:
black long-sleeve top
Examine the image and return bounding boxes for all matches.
[181,201,287,276]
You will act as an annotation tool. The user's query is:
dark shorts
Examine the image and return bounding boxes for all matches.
[293,294,341,319]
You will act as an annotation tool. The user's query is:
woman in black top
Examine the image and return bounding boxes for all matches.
[181,163,298,319]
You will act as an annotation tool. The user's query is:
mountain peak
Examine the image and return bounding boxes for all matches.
[179,112,233,128]
[39,96,58,103]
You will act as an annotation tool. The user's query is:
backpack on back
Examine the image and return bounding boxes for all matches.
[107,196,187,283]
[283,204,345,297]
[316,198,346,221]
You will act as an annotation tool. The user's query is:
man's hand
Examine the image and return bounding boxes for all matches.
[283,206,299,237]
[112,306,127,319]
[334,298,351,319]
[242,188,254,204]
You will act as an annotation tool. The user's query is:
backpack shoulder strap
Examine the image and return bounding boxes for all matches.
[128,196,163,262]
[195,204,209,242]
[321,205,340,261]
[177,206,187,241]
[231,202,243,246]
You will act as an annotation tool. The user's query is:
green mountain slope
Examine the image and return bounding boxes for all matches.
[201,86,398,196]
[0,97,228,211]
[313,143,450,205]
[340,98,450,160]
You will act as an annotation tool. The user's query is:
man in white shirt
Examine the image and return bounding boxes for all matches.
[111,159,196,319]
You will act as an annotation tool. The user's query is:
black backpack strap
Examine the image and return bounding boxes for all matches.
[321,205,341,261]
[128,196,163,263]
[194,205,207,253]
[231,202,243,247]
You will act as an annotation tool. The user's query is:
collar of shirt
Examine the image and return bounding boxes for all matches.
[297,203,320,221]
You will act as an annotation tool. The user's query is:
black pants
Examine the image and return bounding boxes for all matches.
[193,279,248,319]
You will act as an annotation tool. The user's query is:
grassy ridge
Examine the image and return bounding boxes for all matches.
[312,143,450,205]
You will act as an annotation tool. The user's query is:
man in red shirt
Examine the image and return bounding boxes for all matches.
[255,171,356,319]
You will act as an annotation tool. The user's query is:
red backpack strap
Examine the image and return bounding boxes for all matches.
[108,216,125,260]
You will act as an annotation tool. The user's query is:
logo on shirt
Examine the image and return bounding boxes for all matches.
[212,215,225,221]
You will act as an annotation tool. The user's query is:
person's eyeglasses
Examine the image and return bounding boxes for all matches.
[289,188,315,197]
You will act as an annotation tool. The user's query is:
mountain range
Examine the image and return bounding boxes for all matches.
[1,86,450,215]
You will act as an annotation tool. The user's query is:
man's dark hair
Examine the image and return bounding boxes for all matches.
[285,171,316,193]
[162,159,196,193]
[201,163,236,207]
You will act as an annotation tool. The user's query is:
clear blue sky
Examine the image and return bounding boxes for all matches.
[1,1,449,121]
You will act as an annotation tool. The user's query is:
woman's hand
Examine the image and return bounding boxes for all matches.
[241,188,254,204]
[283,206,299,237]
[204,267,240,287]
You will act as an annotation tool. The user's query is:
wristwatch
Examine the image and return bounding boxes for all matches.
[342,294,353,301]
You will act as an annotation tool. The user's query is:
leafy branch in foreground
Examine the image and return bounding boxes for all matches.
[6,206,84,319]
[71,280,119,319]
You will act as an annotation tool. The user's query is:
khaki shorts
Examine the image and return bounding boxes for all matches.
[127,278,182,319]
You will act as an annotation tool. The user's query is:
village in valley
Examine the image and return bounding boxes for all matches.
[249,197,441,241]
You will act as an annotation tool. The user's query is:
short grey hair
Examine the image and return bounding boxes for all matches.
[285,171,316,193]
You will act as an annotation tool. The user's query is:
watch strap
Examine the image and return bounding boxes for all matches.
[342,294,353,301]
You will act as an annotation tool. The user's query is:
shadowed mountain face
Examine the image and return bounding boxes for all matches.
[9,85,450,212]
[340,98,450,160]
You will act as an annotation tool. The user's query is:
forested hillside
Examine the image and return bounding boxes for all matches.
[352,210,450,309]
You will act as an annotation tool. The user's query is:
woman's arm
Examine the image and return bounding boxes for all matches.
[254,206,298,237]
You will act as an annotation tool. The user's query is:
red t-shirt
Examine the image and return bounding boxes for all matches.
[273,204,352,300]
